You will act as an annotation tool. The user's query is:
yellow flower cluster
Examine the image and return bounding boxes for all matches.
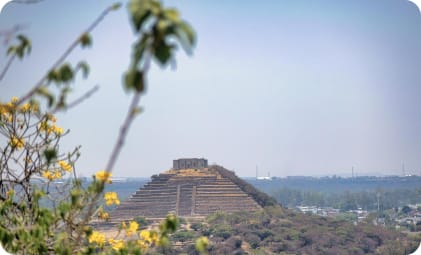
[0,105,12,122]
[88,231,105,246]
[86,219,164,252]
[42,170,62,181]
[108,238,125,251]
[95,170,112,183]
[121,221,139,237]
[137,239,149,250]
[20,103,31,113]
[139,229,159,245]
[9,135,24,149]
[0,97,39,123]
[38,119,64,136]
[58,160,72,172]
[195,236,209,253]
[97,207,110,221]
[6,189,14,198]
[104,192,120,206]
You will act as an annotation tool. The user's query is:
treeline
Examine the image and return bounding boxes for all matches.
[271,188,421,211]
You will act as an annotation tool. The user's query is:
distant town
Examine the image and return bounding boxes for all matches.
[248,174,421,232]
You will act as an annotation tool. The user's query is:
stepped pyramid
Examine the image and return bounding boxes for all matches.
[110,162,273,220]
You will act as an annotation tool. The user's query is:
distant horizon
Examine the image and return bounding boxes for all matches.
[98,169,421,179]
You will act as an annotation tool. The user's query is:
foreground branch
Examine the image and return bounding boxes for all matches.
[16,4,119,105]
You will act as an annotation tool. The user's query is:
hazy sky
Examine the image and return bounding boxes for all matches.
[1,0,421,177]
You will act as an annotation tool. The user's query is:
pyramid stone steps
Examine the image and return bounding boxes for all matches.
[109,164,264,220]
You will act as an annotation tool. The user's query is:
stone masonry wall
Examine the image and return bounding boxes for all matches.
[173,158,208,170]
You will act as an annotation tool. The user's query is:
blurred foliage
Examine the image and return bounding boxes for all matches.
[0,0,204,254]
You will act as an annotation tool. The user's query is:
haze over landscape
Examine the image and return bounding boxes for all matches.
[1,0,421,177]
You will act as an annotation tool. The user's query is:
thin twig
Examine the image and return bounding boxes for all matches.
[16,4,116,106]
[80,91,142,227]
[52,85,100,114]
[0,55,15,82]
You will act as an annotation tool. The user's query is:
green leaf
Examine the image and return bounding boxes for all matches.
[129,0,153,32]
[80,33,92,48]
[111,2,122,10]
[164,214,178,233]
[157,19,171,34]
[36,87,55,107]
[124,69,145,92]
[16,34,31,56]
[43,148,57,165]
[177,21,196,47]
[163,8,180,22]
[133,35,149,66]
[77,61,90,78]
[153,41,173,65]
[47,69,59,82]
[6,46,15,56]
[58,64,74,83]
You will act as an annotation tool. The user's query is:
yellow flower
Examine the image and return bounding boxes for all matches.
[42,171,53,181]
[139,230,159,244]
[97,207,110,221]
[95,170,112,183]
[3,112,13,123]
[108,239,125,251]
[46,114,56,123]
[42,170,61,181]
[195,236,209,253]
[53,125,64,135]
[104,192,120,206]
[137,240,148,250]
[125,221,139,237]
[38,121,51,133]
[20,103,31,113]
[53,170,62,179]
[0,103,15,122]
[58,160,72,172]
[88,231,105,246]
[30,102,39,113]
[10,136,24,149]
[11,97,18,104]
[6,189,14,198]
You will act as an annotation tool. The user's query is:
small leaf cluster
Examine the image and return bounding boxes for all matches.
[124,0,196,92]
[0,0,199,254]
[7,35,31,59]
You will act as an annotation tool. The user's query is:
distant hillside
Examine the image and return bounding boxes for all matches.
[167,206,420,255]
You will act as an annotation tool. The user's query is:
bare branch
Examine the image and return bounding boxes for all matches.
[52,85,100,113]
[0,55,15,81]
[16,4,118,106]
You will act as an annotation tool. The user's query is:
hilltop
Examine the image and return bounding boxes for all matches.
[165,206,420,255]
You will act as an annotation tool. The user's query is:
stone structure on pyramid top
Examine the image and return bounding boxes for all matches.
[173,158,208,170]
[109,160,277,221]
